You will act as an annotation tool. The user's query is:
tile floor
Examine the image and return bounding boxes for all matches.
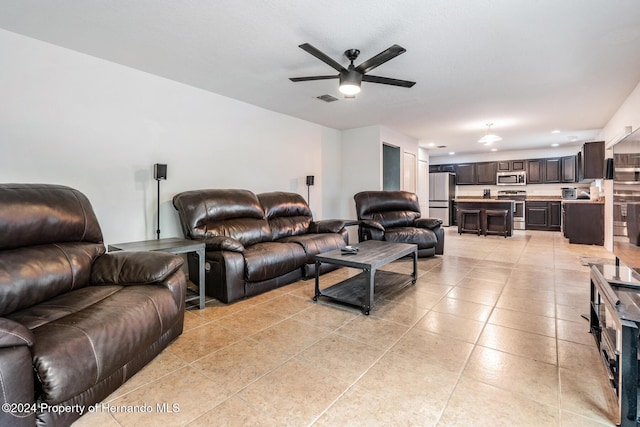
[74,229,620,426]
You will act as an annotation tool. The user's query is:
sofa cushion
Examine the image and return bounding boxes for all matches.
[243,242,306,282]
[0,183,103,251]
[258,192,312,240]
[172,189,272,246]
[27,284,180,404]
[0,243,106,316]
[354,191,421,228]
[279,233,346,263]
[384,227,437,249]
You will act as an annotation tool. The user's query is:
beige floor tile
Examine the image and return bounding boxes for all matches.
[381,284,444,310]
[496,294,556,317]
[557,339,604,373]
[455,276,506,293]
[72,410,119,427]
[192,338,290,393]
[187,396,280,426]
[488,307,556,338]
[334,315,410,350]
[182,310,212,331]
[296,333,385,383]
[415,310,485,343]
[439,376,559,426]
[166,323,243,362]
[560,410,616,427]
[557,303,590,323]
[238,359,348,426]
[213,306,287,337]
[199,298,257,320]
[560,368,618,426]
[369,298,428,325]
[501,286,555,303]
[463,346,559,407]
[478,323,557,364]
[557,318,593,346]
[289,303,358,331]
[446,286,500,306]
[432,297,494,322]
[464,266,513,284]
[389,328,474,373]
[108,366,231,426]
[256,293,314,317]
[250,318,329,356]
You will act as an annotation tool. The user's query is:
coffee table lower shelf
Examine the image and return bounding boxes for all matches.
[314,269,416,315]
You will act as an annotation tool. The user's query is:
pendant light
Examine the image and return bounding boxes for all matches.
[478,123,502,145]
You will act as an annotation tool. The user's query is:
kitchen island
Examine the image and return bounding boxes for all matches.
[455,199,515,237]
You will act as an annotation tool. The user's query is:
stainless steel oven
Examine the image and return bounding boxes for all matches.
[497,171,526,186]
[497,190,526,230]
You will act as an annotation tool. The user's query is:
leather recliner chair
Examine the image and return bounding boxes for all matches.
[354,190,444,257]
[0,184,186,427]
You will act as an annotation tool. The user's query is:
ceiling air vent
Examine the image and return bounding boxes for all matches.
[316,94,339,103]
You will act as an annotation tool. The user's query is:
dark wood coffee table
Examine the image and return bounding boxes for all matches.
[313,240,418,315]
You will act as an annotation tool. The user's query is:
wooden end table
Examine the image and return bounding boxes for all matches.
[107,237,206,310]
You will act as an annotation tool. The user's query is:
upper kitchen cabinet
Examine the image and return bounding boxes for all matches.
[497,160,525,172]
[581,141,605,180]
[455,163,475,185]
[476,162,497,185]
[544,158,562,183]
[561,156,576,182]
[527,159,544,184]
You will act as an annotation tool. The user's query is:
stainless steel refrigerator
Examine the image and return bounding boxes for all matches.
[428,172,456,226]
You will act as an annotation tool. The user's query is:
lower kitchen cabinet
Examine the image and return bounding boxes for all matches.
[563,202,604,245]
[525,201,561,231]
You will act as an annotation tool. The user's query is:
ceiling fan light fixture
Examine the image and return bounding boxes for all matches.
[339,70,362,95]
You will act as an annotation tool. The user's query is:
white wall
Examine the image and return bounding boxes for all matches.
[0,29,342,245]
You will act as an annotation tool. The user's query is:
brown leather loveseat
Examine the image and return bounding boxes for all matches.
[0,184,186,427]
[172,189,348,303]
[354,190,445,257]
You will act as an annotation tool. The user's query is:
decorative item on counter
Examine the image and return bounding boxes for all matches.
[483,189,491,199]
[590,184,600,201]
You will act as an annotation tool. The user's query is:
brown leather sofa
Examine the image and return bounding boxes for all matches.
[354,190,444,257]
[0,184,186,427]
[172,189,348,303]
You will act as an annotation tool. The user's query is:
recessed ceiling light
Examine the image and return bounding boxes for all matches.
[551,143,559,147]
[448,151,455,155]
[427,142,435,147]
[552,130,561,134]
[490,148,498,152]
[568,136,578,142]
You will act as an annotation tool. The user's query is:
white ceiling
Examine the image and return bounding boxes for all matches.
[1,0,639,157]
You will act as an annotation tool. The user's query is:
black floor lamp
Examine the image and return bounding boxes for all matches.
[154,164,167,239]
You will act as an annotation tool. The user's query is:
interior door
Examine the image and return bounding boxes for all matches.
[418,160,429,215]
[403,151,417,193]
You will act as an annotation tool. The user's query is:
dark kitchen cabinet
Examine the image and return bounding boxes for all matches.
[455,164,475,185]
[497,160,525,172]
[526,201,561,231]
[476,162,497,185]
[563,202,604,245]
[525,201,549,229]
[527,159,543,184]
[582,141,605,180]
[561,156,576,183]
[544,158,562,183]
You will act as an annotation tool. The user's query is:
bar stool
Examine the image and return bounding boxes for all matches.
[458,209,481,235]
[485,209,509,238]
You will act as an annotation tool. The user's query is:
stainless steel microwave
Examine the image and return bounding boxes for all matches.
[496,171,526,186]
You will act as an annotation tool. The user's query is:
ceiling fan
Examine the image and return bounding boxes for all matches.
[289,43,416,97]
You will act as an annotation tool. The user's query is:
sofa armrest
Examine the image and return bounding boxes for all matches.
[415,217,443,230]
[360,220,385,231]
[203,235,245,252]
[90,251,184,285]
[0,318,36,426]
[309,219,346,234]
[0,318,34,348]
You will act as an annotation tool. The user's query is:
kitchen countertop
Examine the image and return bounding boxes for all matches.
[561,199,605,204]
[455,199,514,203]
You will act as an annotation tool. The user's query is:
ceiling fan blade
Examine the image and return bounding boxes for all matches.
[298,43,346,73]
[289,75,338,82]
[362,75,416,88]
[355,45,406,74]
